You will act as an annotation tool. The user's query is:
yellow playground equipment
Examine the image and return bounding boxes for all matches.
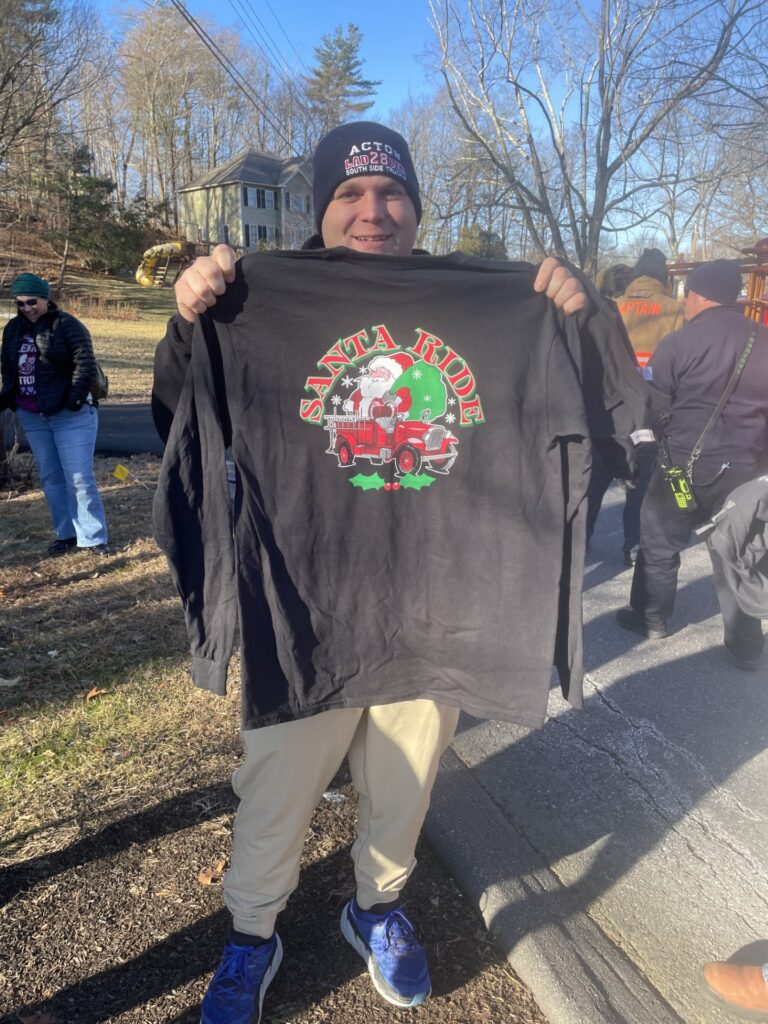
[135,241,189,288]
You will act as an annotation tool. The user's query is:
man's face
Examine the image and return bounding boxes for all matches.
[320,175,418,255]
[15,296,48,323]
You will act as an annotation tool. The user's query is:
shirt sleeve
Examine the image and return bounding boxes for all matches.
[152,314,195,443]
[646,336,676,431]
[62,314,97,405]
[152,316,237,695]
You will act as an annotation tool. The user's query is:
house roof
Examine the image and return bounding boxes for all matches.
[179,149,312,192]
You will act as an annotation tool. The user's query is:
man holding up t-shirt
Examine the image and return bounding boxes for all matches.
[153,122,590,1024]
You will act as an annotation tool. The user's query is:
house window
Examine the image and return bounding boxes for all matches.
[243,187,276,209]
[286,191,306,213]
[286,225,305,249]
[218,223,230,244]
[246,224,279,247]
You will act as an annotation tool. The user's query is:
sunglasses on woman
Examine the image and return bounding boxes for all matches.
[16,298,40,308]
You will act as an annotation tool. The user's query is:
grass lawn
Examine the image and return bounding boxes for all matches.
[0,306,547,1024]
[64,277,174,403]
[88,318,165,402]
[63,272,179,321]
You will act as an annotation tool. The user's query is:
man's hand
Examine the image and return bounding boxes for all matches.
[176,244,237,322]
[534,256,588,316]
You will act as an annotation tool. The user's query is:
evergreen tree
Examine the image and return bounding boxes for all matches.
[41,145,148,274]
[457,225,508,260]
[304,24,380,140]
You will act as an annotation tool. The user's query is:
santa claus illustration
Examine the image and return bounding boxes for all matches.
[343,352,414,418]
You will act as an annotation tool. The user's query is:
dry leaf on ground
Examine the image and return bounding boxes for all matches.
[197,858,227,886]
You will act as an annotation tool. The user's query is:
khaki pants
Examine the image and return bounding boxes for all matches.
[224,699,459,937]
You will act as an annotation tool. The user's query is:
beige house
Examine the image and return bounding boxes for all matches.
[178,150,313,251]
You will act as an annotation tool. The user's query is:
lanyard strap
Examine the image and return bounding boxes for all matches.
[685,329,756,480]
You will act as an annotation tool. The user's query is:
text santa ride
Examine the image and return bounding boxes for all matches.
[299,324,485,426]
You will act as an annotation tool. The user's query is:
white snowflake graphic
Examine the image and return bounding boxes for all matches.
[448,397,456,406]
[341,375,354,388]
[331,394,342,406]
[423,394,432,402]
[445,413,456,424]
[411,368,423,380]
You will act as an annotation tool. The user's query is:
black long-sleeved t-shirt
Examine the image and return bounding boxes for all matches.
[153,249,648,730]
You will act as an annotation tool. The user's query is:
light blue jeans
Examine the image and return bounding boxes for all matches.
[17,405,108,547]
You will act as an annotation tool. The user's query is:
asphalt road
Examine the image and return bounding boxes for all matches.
[2,403,164,457]
[427,486,767,1024]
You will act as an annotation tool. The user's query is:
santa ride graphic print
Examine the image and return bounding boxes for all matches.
[299,322,485,491]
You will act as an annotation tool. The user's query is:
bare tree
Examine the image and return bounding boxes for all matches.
[393,90,531,255]
[430,0,768,274]
[0,0,98,167]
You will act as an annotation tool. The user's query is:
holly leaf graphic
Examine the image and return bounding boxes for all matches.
[349,473,386,490]
[399,474,435,490]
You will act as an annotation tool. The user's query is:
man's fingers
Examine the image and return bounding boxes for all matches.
[210,244,237,282]
[534,256,588,315]
[175,252,235,322]
[559,287,589,315]
[549,275,588,314]
[533,256,562,293]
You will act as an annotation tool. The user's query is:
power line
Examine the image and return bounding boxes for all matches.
[231,0,294,79]
[166,0,295,153]
[263,0,311,75]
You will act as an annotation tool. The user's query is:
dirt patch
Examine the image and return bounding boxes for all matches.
[0,459,547,1024]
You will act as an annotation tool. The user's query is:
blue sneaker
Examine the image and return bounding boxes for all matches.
[340,899,431,1007]
[200,933,283,1024]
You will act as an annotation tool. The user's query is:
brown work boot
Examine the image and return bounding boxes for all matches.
[701,961,768,1018]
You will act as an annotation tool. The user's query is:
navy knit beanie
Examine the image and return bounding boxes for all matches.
[629,248,668,286]
[312,121,422,231]
[686,260,742,305]
[11,272,50,299]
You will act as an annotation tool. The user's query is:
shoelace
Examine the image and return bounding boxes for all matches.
[220,943,268,986]
[382,911,419,955]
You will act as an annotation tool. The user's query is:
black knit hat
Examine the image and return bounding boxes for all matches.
[629,248,668,286]
[686,259,742,305]
[312,121,422,231]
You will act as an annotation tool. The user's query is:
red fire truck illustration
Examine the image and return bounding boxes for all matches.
[324,399,458,476]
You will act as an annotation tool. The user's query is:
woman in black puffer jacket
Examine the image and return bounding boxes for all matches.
[1,273,109,556]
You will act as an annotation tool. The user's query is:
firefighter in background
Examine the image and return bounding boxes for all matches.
[587,248,685,565]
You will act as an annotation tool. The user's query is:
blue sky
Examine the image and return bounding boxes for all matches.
[114,0,440,114]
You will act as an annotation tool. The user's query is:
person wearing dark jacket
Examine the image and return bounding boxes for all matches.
[616,259,768,669]
[152,121,610,1024]
[707,474,768,621]
[586,248,685,565]
[0,273,109,555]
